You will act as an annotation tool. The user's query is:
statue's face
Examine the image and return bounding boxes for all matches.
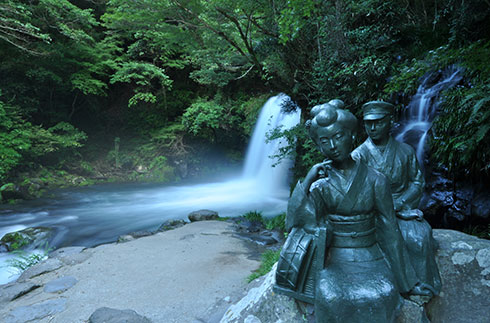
[364,116,391,142]
[315,123,353,162]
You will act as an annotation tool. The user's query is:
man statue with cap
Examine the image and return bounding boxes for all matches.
[352,101,442,299]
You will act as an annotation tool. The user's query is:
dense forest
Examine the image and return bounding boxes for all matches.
[0,0,489,201]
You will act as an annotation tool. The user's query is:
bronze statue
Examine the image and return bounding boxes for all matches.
[275,103,425,322]
[351,100,441,297]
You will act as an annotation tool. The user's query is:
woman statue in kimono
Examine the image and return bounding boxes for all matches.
[275,103,423,322]
[351,101,441,298]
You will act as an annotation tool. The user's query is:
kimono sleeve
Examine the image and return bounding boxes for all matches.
[404,147,425,207]
[374,173,418,293]
[286,181,321,232]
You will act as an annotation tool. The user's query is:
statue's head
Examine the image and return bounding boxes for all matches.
[307,104,357,163]
[362,101,394,143]
[309,99,345,117]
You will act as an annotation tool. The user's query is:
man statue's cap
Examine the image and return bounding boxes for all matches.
[362,101,394,120]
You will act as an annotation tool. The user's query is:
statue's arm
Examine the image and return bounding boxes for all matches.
[286,181,316,232]
[396,148,425,209]
[374,173,418,293]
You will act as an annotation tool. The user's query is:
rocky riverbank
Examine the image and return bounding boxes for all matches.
[1,220,489,323]
[0,220,267,323]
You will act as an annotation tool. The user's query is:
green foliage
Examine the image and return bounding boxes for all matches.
[110,62,172,107]
[2,232,30,251]
[463,224,490,240]
[1,0,489,185]
[182,96,245,142]
[242,211,286,232]
[6,247,50,272]
[243,210,263,223]
[248,249,281,282]
[264,213,286,232]
[0,99,87,181]
[147,156,176,182]
[385,40,490,177]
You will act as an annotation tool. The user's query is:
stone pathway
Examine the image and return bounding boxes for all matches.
[0,221,261,323]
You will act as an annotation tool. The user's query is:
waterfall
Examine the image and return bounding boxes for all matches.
[395,66,463,164]
[0,94,301,284]
[242,94,301,193]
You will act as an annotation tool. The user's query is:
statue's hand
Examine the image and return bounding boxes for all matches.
[410,282,434,297]
[393,198,404,211]
[303,160,332,193]
[397,209,424,221]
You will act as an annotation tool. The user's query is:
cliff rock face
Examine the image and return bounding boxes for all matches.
[222,229,490,323]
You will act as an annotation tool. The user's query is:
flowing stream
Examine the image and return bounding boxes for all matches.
[395,66,463,164]
[0,94,300,284]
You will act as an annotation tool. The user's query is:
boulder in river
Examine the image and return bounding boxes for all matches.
[0,227,52,252]
[0,183,25,201]
[157,219,187,231]
[188,209,219,222]
[471,191,490,222]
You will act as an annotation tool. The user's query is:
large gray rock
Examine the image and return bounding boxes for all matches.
[17,258,63,283]
[220,263,305,323]
[426,229,490,323]
[43,276,78,293]
[88,307,152,323]
[0,282,40,305]
[3,298,67,323]
[188,209,219,222]
[222,229,490,323]
[49,246,91,265]
[157,219,187,232]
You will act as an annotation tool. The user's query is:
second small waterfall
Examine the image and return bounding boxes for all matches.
[395,66,463,164]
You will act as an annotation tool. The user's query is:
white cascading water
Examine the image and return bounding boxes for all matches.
[395,66,463,164]
[243,94,301,194]
[0,93,300,284]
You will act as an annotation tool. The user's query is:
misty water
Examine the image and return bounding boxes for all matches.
[0,94,300,284]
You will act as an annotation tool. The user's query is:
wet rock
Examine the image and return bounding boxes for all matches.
[88,307,152,323]
[157,219,187,232]
[0,183,25,201]
[117,235,135,243]
[397,299,429,323]
[49,246,91,266]
[188,209,219,222]
[17,258,63,283]
[221,263,304,323]
[426,230,490,323]
[236,219,263,233]
[0,282,40,304]
[471,191,490,221]
[118,230,154,243]
[44,276,78,293]
[129,230,154,238]
[135,165,149,173]
[19,179,44,199]
[234,232,278,246]
[3,298,67,323]
[442,209,466,229]
[0,227,52,251]
[71,176,86,185]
